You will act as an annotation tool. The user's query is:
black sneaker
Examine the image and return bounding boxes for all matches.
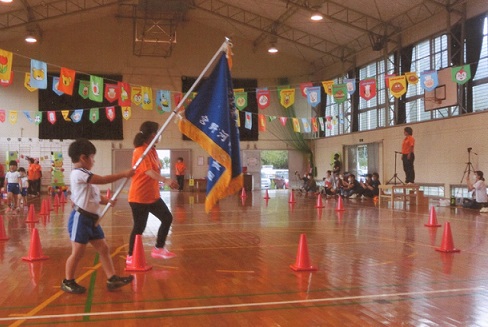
[61,279,86,294]
[107,275,134,291]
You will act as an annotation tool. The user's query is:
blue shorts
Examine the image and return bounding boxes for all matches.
[67,210,105,244]
[7,183,20,195]
[21,187,28,197]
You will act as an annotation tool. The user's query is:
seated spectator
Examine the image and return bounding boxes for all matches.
[341,174,362,198]
[360,173,381,198]
[321,170,335,197]
[463,170,488,209]
[304,173,318,194]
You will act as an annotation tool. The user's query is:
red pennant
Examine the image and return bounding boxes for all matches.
[47,111,57,125]
[0,71,13,87]
[256,90,270,110]
[106,106,116,122]
[118,82,131,106]
[173,92,182,107]
[0,110,5,122]
[359,78,377,101]
[258,114,266,132]
[104,83,119,103]
[300,82,313,97]
[279,117,287,126]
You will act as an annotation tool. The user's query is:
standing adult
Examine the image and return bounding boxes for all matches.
[127,121,179,265]
[27,158,42,196]
[174,157,186,192]
[401,127,415,184]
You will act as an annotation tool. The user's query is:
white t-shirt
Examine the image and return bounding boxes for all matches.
[5,171,20,184]
[70,168,101,215]
[20,176,29,189]
[473,179,488,203]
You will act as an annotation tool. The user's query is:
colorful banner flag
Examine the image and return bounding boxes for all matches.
[258,113,266,132]
[0,49,13,81]
[141,86,153,110]
[0,110,5,123]
[359,78,376,100]
[306,86,321,107]
[61,110,71,121]
[234,92,248,111]
[23,111,33,123]
[245,112,252,130]
[131,86,142,106]
[0,71,13,87]
[47,111,56,125]
[122,106,131,120]
[344,78,356,95]
[292,118,300,132]
[52,77,64,96]
[9,110,17,124]
[321,80,334,95]
[451,65,471,85]
[318,117,325,131]
[24,73,37,92]
[280,88,295,108]
[256,89,270,110]
[89,75,104,102]
[34,112,42,125]
[106,106,116,122]
[405,72,419,85]
[279,117,287,126]
[79,80,90,99]
[155,90,169,113]
[332,84,348,104]
[177,52,243,213]
[300,82,313,97]
[385,73,396,88]
[30,59,47,89]
[302,118,311,133]
[311,117,318,132]
[118,82,131,107]
[71,109,83,123]
[89,108,99,123]
[58,67,76,95]
[388,75,407,98]
[420,70,438,92]
[104,83,119,103]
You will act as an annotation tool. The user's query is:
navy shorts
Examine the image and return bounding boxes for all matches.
[67,210,105,244]
[21,187,28,197]
[7,183,20,195]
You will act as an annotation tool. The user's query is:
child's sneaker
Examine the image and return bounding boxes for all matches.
[106,275,134,291]
[151,247,176,259]
[61,279,86,294]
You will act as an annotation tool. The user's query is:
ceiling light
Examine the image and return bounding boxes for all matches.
[25,34,38,43]
[310,11,323,21]
[268,44,278,54]
[0,0,13,3]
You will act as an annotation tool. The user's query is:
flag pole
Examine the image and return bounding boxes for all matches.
[95,38,232,226]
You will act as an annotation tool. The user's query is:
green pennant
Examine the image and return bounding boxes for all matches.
[234,92,248,110]
[34,112,42,125]
[451,65,471,85]
[332,83,348,104]
[89,75,104,102]
[78,80,90,99]
[89,108,99,123]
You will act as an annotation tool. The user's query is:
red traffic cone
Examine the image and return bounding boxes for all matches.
[60,191,67,204]
[22,228,49,261]
[25,204,39,223]
[264,189,270,199]
[39,199,49,216]
[125,234,152,272]
[288,190,296,203]
[53,194,60,207]
[435,222,460,253]
[0,215,9,241]
[241,187,247,198]
[315,194,325,208]
[335,196,345,211]
[48,198,53,211]
[425,206,441,227]
[290,234,317,271]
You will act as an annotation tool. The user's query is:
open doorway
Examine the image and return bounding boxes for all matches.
[260,150,289,189]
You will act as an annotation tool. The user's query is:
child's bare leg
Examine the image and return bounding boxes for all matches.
[90,239,115,278]
[65,241,86,280]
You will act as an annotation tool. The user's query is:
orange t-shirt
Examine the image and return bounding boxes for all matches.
[27,163,42,180]
[175,161,186,176]
[401,135,415,155]
[128,145,161,204]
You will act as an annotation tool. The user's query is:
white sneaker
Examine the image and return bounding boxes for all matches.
[349,194,358,199]
[480,207,488,213]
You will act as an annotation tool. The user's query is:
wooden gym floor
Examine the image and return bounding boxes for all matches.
[0,189,488,326]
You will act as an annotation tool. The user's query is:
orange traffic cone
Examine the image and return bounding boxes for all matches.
[22,228,49,261]
[290,234,317,271]
[288,190,296,203]
[39,199,49,216]
[435,222,460,253]
[263,189,270,200]
[60,191,67,204]
[53,194,60,207]
[0,215,9,241]
[315,194,324,208]
[125,234,152,272]
[25,204,39,223]
[335,196,345,211]
[241,187,247,198]
[425,206,441,227]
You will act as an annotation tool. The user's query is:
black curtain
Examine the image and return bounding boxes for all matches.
[350,68,360,132]
[397,44,414,124]
[465,13,486,113]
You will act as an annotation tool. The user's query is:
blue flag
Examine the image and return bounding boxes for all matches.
[178,53,243,212]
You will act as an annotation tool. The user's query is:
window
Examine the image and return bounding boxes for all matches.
[473,17,488,112]
[324,77,351,136]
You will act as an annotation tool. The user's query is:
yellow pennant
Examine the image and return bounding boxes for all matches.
[0,48,13,81]
[388,75,407,98]
[321,80,334,95]
[236,111,240,127]
[131,86,142,106]
[8,110,17,124]
[141,86,153,110]
[24,73,37,92]
[280,88,295,108]
[61,110,71,121]
[405,72,419,85]
[122,106,132,120]
[292,118,300,132]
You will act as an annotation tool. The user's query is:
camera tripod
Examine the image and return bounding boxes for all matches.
[460,147,476,183]
[387,151,404,185]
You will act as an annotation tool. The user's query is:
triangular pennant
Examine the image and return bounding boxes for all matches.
[0,110,5,123]
[302,118,311,133]
[9,110,18,124]
[306,86,321,107]
[388,75,407,98]
[300,82,313,97]
[118,82,131,106]
[47,111,57,125]
[122,106,131,120]
[332,84,348,104]
[344,78,356,95]
[61,110,71,121]
[0,49,13,81]
[156,90,171,113]
[359,78,376,100]
[245,112,252,129]
[30,59,47,89]
[311,117,318,132]
[24,73,37,92]
[71,109,83,123]
[280,88,295,108]
[279,117,287,126]
[420,70,438,92]
[52,77,64,96]
[234,92,248,111]
[451,65,471,85]
[256,89,270,110]
[131,86,142,106]
[258,113,266,132]
[141,86,153,110]
[106,106,116,122]
[104,83,119,103]
[23,111,34,123]
[292,118,300,132]
[34,112,42,125]
[0,71,13,87]
[89,108,99,123]
[78,80,90,99]
[58,67,76,95]
[321,80,334,95]
[385,73,396,88]
[318,117,325,131]
[405,72,419,85]
[89,75,104,102]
